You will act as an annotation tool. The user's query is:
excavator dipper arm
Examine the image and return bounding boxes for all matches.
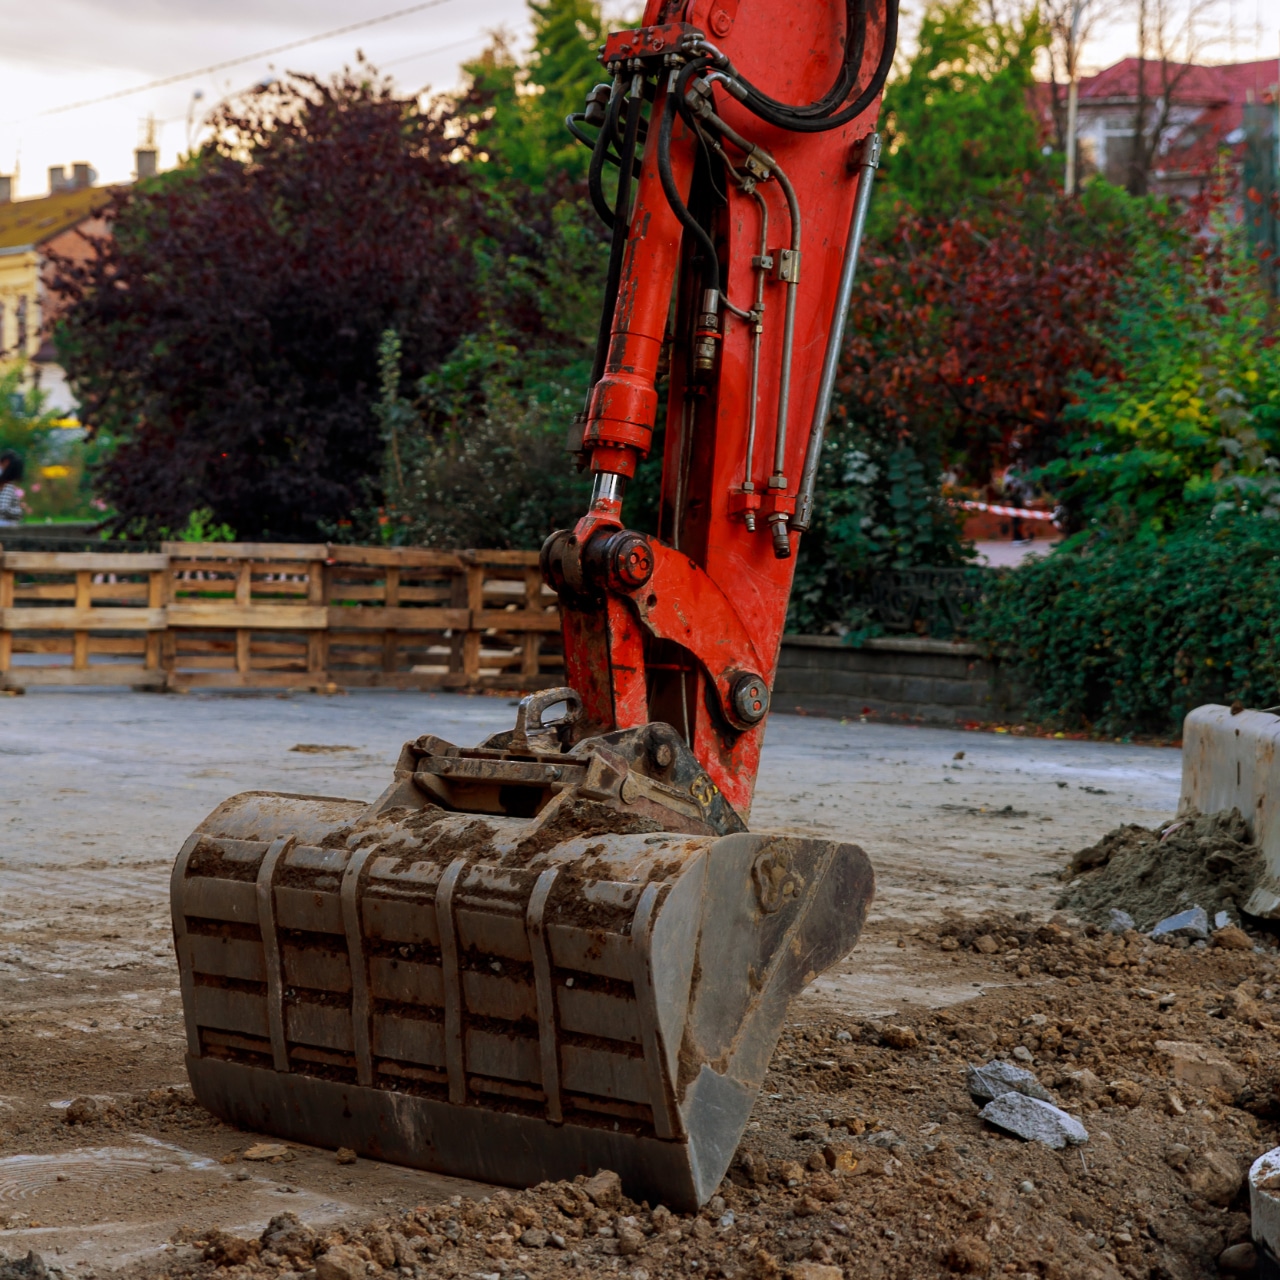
[545,0,894,816]
[172,0,896,1211]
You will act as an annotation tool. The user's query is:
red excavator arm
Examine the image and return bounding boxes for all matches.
[172,0,897,1212]
[543,0,894,818]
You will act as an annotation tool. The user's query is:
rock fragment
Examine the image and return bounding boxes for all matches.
[786,1265,843,1280]
[1150,907,1209,940]
[1109,1079,1143,1108]
[366,1229,395,1267]
[616,1226,645,1256]
[314,1244,365,1280]
[519,1228,549,1249]
[203,1230,255,1265]
[822,1141,857,1173]
[584,1168,622,1208]
[1218,1242,1258,1274]
[1154,1040,1245,1093]
[0,1253,48,1280]
[1183,1149,1243,1206]
[259,1212,316,1262]
[1108,909,1136,932]
[334,1147,357,1165]
[978,1093,1088,1149]
[941,1235,993,1273]
[1214,925,1253,951]
[1061,1067,1104,1098]
[880,1025,917,1050]
[243,1142,290,1162]
[966,1060,1052,1103]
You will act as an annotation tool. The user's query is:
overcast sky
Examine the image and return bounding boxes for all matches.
[2,0,1278,200]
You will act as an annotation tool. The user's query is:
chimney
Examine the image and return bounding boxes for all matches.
[71,162,96,188]
[49,165,67,193]
[0,175,11,204]
[135,147,158,179]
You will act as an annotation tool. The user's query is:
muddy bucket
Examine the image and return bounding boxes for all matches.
[171,710,873,1210]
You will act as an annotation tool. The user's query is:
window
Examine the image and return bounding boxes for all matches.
[15,295,27,352]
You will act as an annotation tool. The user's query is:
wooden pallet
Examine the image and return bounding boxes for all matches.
[0,551,169,688]
[0,542,562,692]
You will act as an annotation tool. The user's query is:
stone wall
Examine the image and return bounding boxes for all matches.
[773,634,1022,725]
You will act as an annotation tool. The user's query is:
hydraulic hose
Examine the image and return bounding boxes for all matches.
[742,0,866,121]
[587,79,625,229]
[657,61,721,296]
[699,0,898,135]
[588,74,646,391]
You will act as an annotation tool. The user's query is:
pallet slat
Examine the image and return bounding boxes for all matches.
[1,542,560,692]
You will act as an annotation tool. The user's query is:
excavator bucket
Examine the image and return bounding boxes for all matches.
[172,691,873,1210]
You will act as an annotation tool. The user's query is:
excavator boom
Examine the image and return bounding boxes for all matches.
[172,0,895,1210]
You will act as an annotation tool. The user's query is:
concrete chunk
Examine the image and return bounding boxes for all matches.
[966,1060,1053,1104]
[1108,908,1136,933]
[978,1093,1089,1149]
[1150,906,1209,940]
[1155,1040,1245,1094]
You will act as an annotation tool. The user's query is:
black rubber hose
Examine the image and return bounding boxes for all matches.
[587,81,625,229]
[657,62,721,295]
[566,112,618,159]
[738,0,866,121]
[588,81,645,389]
[735,0,898,134]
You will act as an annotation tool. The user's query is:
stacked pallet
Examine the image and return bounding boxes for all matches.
[0,550,168,687]
[0,542,562,692]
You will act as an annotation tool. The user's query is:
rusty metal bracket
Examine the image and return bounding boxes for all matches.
[257,834,295,1072]
[630,881,684,1141]
[170,833,204,1060]
[527,867,563,1123]
[341,844,376,1086]
[436,857,469,1105]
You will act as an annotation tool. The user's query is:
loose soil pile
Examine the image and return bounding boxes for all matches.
[1057,809,1264,931]
[9,914,1280,1280]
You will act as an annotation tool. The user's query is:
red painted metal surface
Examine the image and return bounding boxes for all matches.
[558,0,888,819]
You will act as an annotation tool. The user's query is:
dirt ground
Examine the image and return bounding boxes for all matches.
[6,690,1265,1280]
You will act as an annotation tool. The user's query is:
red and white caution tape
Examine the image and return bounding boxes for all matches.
[956,500,1058,522]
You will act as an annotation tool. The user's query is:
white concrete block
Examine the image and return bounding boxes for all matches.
[1180,705,1280,917]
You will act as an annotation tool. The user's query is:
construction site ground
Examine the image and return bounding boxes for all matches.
[3,689,1272,1280]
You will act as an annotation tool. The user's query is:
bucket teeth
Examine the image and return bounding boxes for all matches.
[172,711,873,1210]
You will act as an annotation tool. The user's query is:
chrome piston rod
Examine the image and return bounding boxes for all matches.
[793,132,882,533]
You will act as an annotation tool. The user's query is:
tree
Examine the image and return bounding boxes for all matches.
[50,66,482,540]
[368,194,610,549]
[0,361,60,468]
[462,0,607,189]
[839,183,1140,484]
[1042,207,1280,535]
[1126,0,1224,196]
[878,0,1048,215]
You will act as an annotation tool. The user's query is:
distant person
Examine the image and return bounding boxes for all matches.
[1002,463,1030,544]
[0,450,25,527]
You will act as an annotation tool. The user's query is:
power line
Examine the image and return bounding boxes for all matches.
[152,32,490,128]
[381,32,484,68]
[35,0,465,119]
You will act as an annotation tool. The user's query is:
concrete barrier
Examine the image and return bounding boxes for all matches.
[773,633,1022,725]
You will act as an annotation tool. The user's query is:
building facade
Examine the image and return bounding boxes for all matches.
[0,172,111,414]
[1067,57,1279,199]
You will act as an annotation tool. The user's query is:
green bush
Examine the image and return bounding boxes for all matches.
[973,518,1280,735]
[1042,214,1280,536]
[790,415,972,634]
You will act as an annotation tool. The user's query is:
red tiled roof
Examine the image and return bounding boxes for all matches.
[1035,57,1280,179]
[1077,56,1278,108]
